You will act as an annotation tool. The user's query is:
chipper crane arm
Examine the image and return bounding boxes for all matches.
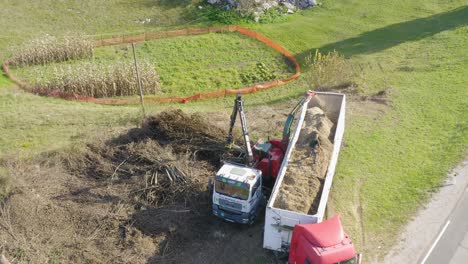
[227,94,254,167]
[282,91,316,144]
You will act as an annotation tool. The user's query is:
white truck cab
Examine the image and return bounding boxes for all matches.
[212,163,263,224]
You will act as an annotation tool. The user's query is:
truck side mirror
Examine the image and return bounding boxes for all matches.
[208,179,214,194]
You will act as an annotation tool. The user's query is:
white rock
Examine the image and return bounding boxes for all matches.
[262,1,278,10]
[262,3,272,10]
[283,2,296,10]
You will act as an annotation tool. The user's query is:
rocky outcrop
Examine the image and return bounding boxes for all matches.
[207,0,317,13]
[284,0,317,10]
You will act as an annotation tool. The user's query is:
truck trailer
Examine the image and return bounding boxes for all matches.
[263,92,356,260]
[212,92,360,263]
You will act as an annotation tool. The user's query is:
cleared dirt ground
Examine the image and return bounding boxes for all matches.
[0,93,389,264]
[0,106,290,264]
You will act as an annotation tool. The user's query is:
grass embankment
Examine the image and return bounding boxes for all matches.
[0,0,203,51]
[12,32,294,97]
[0,0,467,261]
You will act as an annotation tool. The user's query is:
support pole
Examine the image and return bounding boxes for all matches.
[131,42,146,118]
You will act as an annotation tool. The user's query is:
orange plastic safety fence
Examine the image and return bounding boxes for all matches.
[3,25,301,105]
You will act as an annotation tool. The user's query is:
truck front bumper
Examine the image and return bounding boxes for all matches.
[212,204,254,224]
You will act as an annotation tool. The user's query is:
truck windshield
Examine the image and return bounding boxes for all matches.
[215,178,250,200]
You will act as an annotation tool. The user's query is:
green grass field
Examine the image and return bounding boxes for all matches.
[1,0,467,261]
[12,32,294,97]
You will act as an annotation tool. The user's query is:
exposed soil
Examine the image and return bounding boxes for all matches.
[274,107,334,214]
[0,108,286,264]
[0,93,390,263]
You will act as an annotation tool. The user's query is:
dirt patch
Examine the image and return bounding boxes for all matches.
[0,89,396,263]
[0,110,224,262]
[0,95,393,263]
[361,88,393,105]
[0,109,276,264]
[274,107,334,214]
[314,81,393,106]
[0,157,155,263]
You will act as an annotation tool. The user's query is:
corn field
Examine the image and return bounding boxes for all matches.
[32,61,161,98]
[10,34,93,66]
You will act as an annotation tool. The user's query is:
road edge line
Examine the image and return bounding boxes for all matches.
[420,220,451,264]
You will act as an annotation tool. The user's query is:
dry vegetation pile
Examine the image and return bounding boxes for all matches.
[142,110,227,159]
[0,109,246,263]
[0,107,293,263]
[66,109,226,207]
[10,34,93,66]
[305,50,357,91]
[0,156,160,263]
[32,61,161,98]
[59,109,265,263]
[274,106,334,214]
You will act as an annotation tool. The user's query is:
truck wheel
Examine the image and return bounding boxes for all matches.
[248,213,256,225]
[273,251,289,261]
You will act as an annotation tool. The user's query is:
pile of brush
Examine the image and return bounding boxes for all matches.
[142,110,227,160]
[66,110,228,207]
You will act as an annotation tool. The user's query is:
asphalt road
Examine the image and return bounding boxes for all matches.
[382,159,468,264]
[421,184,468,264]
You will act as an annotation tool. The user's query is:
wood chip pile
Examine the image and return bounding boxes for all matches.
[274,106,334,214]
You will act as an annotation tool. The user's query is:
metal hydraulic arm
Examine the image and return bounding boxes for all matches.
[282,91,316,142]
[227,94,254,166]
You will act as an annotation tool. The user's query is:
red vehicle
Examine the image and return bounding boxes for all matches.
[289,215,361,264]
